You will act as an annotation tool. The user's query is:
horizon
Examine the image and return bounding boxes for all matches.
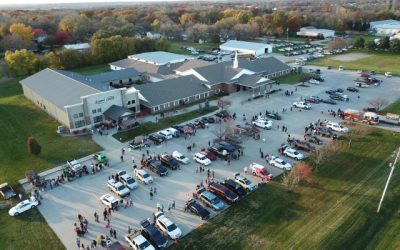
[0,0,190,6]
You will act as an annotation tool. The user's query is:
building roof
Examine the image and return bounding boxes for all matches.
[103,105,134,120]
[109,58,181,76]
[370,19,400,27]
[220,40,271,51]
[237,57,291,75]
[89,68,142,83]
[174,60,214,73]
[128,51,193,66]
[20,68,99,109]
[133,75,210,107]
[193,61,242,85]
[235,74,274,88]
[63,43,91,50]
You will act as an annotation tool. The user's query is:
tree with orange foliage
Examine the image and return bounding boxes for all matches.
[282,162,313,191]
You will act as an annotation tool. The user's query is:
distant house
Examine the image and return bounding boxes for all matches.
[220,40,273,56]
[63,43,91,51]
[146,32,161,40]
[370,19,400,36]
[296,27,335,38]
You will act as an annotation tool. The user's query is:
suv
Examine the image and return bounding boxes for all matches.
[208,182,239,203]
[187,198,210,220]
[140,219,168,249]
[193,153,212,166]
[326,122,349,132]
[197,187,225,211]
[107,179,130,198]
[221,179,247,198]
[252,119,273,129]
[154,212,182,240]
[209,145,228,158]
[283,147,304,160]
[315,127,338,139]
[134,169,153,184]
[234,173,257,192]
[160,154,180,170]
[305,134,323,145]
[148,134,165,144]
[145,160,168,176]
[125,230,155,250]
[119,172,139,190]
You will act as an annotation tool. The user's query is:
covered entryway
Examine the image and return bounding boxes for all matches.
[103,105,136,129]
[234,74,275,98]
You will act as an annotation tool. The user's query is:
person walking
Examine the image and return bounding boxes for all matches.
[109,228,114,237]
[113,229,117,239]
[131,156,135,163]
[107,207,111,217]
[94,211,99,223]
[157,202,161,211]
[92,239,97,249]
[153,187,157,195]
[172,200,176,209]
[150,190,153,200]
[103,209,107,221]
[120,155,124,162]
[76,237,81,248]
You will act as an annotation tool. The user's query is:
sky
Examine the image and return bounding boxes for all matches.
[0,0,174,5]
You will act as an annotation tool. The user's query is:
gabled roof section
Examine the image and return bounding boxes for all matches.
[238,57,291,75]
[235,74,274,88]
[109,58,182,76]
[174,60,214,73]
[89,68,142,83]
[20,68,100,109]
[193,61,242,85]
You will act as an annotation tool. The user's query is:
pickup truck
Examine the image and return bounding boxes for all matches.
[66,159,82,172]
[125,229,155,250]
[107,179,130,197]
[0,183,16,200]
[248,163,273,180]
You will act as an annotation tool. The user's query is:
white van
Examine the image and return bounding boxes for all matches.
[158,130,173,140]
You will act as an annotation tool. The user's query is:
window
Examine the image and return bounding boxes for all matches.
[128,101,131,105]
[97,108,101,113]
[73,114,78,119]
[93,115,103,123]
[204,92,209,97]
[131,100,135,104]
[119,80,123,84]
[92,109,96,114]
[79,113,84,117]
[74,120,86,128]
[196,94,200,100]
[184,97,189,103]
[174,100,179,106]
[164,103,169,109]
[154,106,159,111]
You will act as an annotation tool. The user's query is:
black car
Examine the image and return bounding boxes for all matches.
[265,110,282,120]
[149,134,165,144]
[209,145,227,158]
[218,142,236,152]
[346,87,359,92]
[201,116,215,123]
[193,120,205,128]
[305,134,323,145]
[160,154,180,170]
[140,219,169,249]
[221,179,247,198]
[187,199,210,220]
[315,127,338,139]
[145,160,168,176]
[325,89,337,95]
[171,125,185,134]
[330,94,346,101]
[336,88,344,93]
[313,75,324,82]
[321,99,337,105]
[215,110,229,119]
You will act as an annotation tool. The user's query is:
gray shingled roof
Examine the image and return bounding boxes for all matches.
[193,61,242,85]
[89,68,142,83]
[238,57,291,75]
[235,74,274,88]
[109,58,182,76]
[174,60,214,73]
[103,105,134,120]
[20,68,99,109]
[133,75,210,107]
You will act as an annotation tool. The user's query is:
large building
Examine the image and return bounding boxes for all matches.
[370,19,400,36]
[296,27,335,38]
[219,40,273,56]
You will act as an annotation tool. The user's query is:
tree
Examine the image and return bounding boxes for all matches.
[379,36,390,50]
[151,19,161,31]
[159,23,182,40]
[233,23,260,40]
[5,49,38,76]
[217,97,231,110]
[32,28,47,39]
[58,49,86,69]
[283,162,313,191]
[365,40,376,51]
[155,37,170,51]
[390,38,400,53]
[55,31,70,45]
[287,16,301,33]
[353,37,365,48]
[325,38,350,50]
[236,10,252,24]
[58,16,78,33]
[0,34,34,52]
[27,137,41,156]
[9,23,33,41]
[310,148,327,171]
[368,97,388,111]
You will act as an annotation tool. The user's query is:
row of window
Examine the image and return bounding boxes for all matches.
[74,120,86,128]
[72,112,84,119]
[92,108,102,114]
[153,92,210,111]
[127,100,136,105]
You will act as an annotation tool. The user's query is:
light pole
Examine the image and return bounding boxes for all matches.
[377,147,400,213]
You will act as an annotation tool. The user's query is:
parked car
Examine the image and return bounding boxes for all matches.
[140,219,169,249]
[9,197,39,216]
[200,150,218,161]
[134,169,153,184]
[234,173,257,191]
[160,154,180,170]
[187,198,210,220]
[145,160,168,176]
[315,127,338,139]
[385,72,392,78]
[248,163,273,180]
[346,87,359,92]
[321,99,337,105]
[100,194,119,208]
[305,134,323,145]
[148,134,165,144]
[208,145,228,158]
[308,79,320,85]
[0,182,16,200]
[330,94,348,101]
[221,179,247,198]
[326,122,349,133]
[197,187,225,211]
[283,147,304,160]
[252,119,273,129]
[125,230,155,250]
[107,179,130,197]
[154,211,182,240]
[172,151,190,164]
[265,110,282,120]
[208,181,239,203]
[218,142,236,152]
[157,130,173,140]
[193,153,212,166]
[305,96,320,104]
[119,173,139,190]
[293,101,311,110]
[269,156,292,170]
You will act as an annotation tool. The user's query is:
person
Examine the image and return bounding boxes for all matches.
[76,237,81,248]
[131,156,135,163]
[94,211,99,222]
[92,239,97,249]
[128,226,132,234]
[172,200,176,209]
[244,167,248,174]
[153,187,157,194]
[120,155,123,162]
[150,191,153,200]
[113,229,117,239]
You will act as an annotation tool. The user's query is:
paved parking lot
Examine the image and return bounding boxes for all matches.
[36,67,400,249]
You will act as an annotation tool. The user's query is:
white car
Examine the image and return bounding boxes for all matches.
[154,211,182,240]
[157,130,173,140]
[125,230,155,250]
[283,147,304,160]
[252,119,273,129]
[308,79,320,85]
[119,172,139,190]
[385,72,392,78]
[100,194,119,208]
[134,169,153,184]
[234,173,257,191]
[326,122,349,133]
[172,150,190,164]
[338,65,344,71]
[269,156,292,170]
[193,153,212,166]
[107,179,130,197]
[293,101,311,110]
[9,198,39,216]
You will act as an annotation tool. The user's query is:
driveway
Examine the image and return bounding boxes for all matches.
[36,68,400,249]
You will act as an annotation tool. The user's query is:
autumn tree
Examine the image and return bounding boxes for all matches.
[217,97,231,110]
[159,23,182,40]
[55,31,70,45]
[155,37,170,51]
[58,16,78,33]
[368,97,388,111]
[9,23,33,41]
[325,38,350,50]
[27,137,41,156]
[390,38,400,53]
[0,34,34,52]
[236,10,252,24]
[283,162,313,191]
[5,49,38,76]
[365,40,376,51]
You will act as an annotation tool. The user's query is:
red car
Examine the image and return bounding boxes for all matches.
[304,97,320,104]
[200,150,218,161]
[208,182,239,203]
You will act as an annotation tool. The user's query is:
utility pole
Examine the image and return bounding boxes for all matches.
[377,147,400,213]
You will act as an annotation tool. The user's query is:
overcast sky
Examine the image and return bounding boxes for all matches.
[0,0,174,5]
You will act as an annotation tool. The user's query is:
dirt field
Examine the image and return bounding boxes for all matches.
[330,53,371,62]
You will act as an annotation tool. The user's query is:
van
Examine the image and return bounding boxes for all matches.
[157,130,173,140]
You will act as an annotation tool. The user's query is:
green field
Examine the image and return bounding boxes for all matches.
[113,106,218,142]
[275,72,312,85]
[0,77,101,249]
[168,41,219,55]
[310,52,400,76]
[71,63,110,75]
[174,128,400,249]
[383,98,400,114]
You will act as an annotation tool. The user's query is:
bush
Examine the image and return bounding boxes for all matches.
[27,136,41,156]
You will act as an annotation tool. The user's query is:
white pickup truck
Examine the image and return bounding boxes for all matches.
[66,159,82,172]
[125,230,155,250]
[107,179,130,197]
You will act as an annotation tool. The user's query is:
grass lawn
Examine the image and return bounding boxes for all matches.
[275,72,312,85]
[174,128,400,249]
[113,106,218,142]
[168,41,219,55]
[382,98,400,114]
[310,51,400,76]
[71,63,110,75]
[0,77,101,249]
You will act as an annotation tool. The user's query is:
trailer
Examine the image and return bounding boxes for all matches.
[343,109,379,125]
[379,113,400,125]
